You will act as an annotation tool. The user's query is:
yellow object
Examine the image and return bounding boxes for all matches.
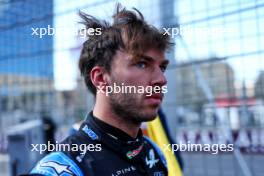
[147,116,182,176]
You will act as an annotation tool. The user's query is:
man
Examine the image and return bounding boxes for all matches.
[29,4,171,176]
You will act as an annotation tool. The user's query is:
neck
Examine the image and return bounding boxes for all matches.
[93,95,140,138]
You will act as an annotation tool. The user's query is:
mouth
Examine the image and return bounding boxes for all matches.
[145,94,163,105]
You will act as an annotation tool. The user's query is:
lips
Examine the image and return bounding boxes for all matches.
[145,94,163,105]
[146,94,163,100]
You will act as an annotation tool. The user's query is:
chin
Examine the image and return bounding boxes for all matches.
[146,115,157,122]
[142,108,159,122]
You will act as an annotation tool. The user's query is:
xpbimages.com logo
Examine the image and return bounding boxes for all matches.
[97,83,168,96]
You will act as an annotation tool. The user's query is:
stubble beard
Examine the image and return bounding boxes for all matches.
[108,80,158,125]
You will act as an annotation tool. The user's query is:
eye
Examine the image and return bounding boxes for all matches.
[136,61,147,69]
[160,65,167,72]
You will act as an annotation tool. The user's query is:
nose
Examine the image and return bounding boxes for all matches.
[150,66,167,86]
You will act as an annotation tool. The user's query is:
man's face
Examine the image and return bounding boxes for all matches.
[106,48,169,124]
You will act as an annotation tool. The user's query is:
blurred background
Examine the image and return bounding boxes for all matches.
[0,0,263,175]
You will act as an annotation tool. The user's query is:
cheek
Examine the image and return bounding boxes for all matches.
[112,68,150,88]
[117,77,142,87]
[124,74,149,86]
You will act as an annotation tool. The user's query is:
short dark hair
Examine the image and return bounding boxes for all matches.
[78,4,171,95]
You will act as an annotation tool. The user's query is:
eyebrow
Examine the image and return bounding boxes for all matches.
[140,55,170,66]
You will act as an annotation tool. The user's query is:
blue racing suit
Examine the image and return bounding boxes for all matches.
[27,112,168,176]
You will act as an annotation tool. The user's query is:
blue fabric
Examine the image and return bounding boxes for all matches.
[30,152,83,176]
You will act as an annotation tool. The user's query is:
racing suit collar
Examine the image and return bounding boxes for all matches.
[81,111,146,164]
[86,111,143,142]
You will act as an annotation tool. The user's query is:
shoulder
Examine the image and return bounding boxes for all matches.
[30,152,83,176]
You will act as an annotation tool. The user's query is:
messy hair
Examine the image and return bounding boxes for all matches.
[79,4,171,95]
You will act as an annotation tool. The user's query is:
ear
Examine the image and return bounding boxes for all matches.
[90,66,109,92]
